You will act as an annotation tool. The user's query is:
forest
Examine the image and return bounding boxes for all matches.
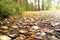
[0,0,60,40]
[0,0,60,20]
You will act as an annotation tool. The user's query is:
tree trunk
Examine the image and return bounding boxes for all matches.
[38,0,40,11]
[26,0,28,11]
[42,0,44,10]
[47,0,51,10]
[20,0,21,6]
[57,0,60,9]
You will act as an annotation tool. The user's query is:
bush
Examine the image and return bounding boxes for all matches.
[0,0,25,20]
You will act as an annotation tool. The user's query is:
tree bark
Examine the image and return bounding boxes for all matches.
[26,0,28,11]
[38,0,40,11]
[42,0,44,10]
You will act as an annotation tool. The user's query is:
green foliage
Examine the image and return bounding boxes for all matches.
[0,0,25,20]
[57,0,60,9]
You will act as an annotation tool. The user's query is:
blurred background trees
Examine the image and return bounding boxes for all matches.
[26,0,60,10]
[0,0,60,20]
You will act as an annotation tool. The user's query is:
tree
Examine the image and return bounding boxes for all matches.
[38,0,40,11]
[47,0,52,10]
[41,0,52,10]
[57,0,60,9]
[25,0,28,10]
[42,0,44,10]
[28,2,34,11]
[34,0,38,11]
